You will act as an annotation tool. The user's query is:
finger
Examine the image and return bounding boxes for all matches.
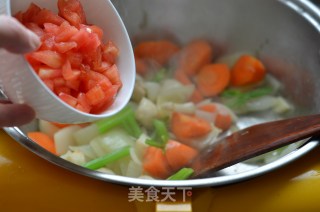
[0,103,35,127]
[0,15,40,53]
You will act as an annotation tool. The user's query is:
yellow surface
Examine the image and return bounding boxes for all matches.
[1,130,320,211]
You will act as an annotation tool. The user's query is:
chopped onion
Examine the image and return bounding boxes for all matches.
[69,145,97,160]
[144,81,161,102]
[54,125,82,155]
[245,96,277,112]
[61,150,86,165]
[135,98,158,128]
[39,120,60,139]
[73,124,99,145]
[157,79,194,104]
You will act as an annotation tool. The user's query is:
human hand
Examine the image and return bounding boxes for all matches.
[0,15,40,127]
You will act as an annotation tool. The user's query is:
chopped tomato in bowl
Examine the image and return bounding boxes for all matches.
[0,0,135,123]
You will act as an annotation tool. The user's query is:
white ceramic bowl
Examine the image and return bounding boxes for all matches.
[0,0,135,123]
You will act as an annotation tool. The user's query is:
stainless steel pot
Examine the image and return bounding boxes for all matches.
[4,0,320,187]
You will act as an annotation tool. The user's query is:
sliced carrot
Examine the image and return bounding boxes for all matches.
[230,55,266,86]
[165,140,198,171]
[176,40,213,76]
[195,63,230,97]
[190,89,204,103]
[27,132,56,154]
[198,103,233,131]
[134,40,180,65]
[174,69,192,85]
[171,112,211,141]
[143,146,172,179]
[135,57,148,76]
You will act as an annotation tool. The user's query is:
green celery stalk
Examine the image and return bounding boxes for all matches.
[153,119,169,144]
[126,111,142,138]
[84,146,130,170]
[145,138,165,148]
[95,106,132,134]
[167,168,194,180]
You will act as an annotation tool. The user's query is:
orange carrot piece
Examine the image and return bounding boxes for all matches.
[27,132,56,154]
[171,112,211,140]
[230,55,266,86]
[176,40,213,76]
[134,40,180,65]
[195,63,230,97]
[198,103,232,131]
[135,57,149,76]
[143,146,172,179]
[165,140,198,171]
[190,89,204,103]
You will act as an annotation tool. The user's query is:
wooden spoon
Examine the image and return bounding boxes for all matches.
[191,114,320,178]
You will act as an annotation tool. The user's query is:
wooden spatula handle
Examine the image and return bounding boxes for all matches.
[192,114,320,177]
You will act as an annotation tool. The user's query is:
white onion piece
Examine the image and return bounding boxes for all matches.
[61,150,86,165]
[39,120,60,139]
[160,102,196,115]
[246,96,277,112]
[73,124,99,145]
[130,147,142,166]
[272,97,292,114]
[144,81,161,102]
[69,145,97,160]
[97,168,116,175]
[126,160,143,178]
[135,98,158,128]
[54,125,82,155]
[157,79,194,104]
[195,109,216,123]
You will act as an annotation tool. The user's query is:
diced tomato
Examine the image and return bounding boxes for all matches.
[62,60,80,81]
[95,61,112,73]
[90,85,118,114]
[59,92,77,107]
[81,70,112,91]
[58,0,87,27]
[21,3,41,23]
[76,93,92,113]
[43,23,60,35]
[54,41,77,53]
[104,64,122,89]
[66,78,80,91]
[102,41,119,64]
[66,52,83,68]
[43,79,54,91]
[33,9,65,26]
[53,77,66,87]
[55,22,79,42]
[14,11,24,23]
[28,50,63,68]
[85,85,106,106]
[25,22,44,38]
[38,67,62,79]
[55,86,71,95]
[87,25,103,40]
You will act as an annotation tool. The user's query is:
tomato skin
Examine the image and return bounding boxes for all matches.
[19,0,121,114]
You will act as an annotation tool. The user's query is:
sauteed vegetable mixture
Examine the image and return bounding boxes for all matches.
[28,38,292,180]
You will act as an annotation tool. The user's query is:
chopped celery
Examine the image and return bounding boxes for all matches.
[153,119,169,144]
[95,106,142,138]
[146,138,165,148]
[167,168,194,180]
[126,111,142,138]
[221,86,274,108]
[145,119,169,149]
[95,106,132,133]
[152,68,167,82]
[84,146,130,170]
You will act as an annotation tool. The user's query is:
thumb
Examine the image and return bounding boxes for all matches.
[0,15,40,53]
[0,103,35,127]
